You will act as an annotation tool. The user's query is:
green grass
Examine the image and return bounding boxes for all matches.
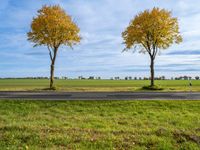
[0,79,199,92]
[0,100,199,149]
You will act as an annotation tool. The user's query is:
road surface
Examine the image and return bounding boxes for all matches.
[0,91,200,100]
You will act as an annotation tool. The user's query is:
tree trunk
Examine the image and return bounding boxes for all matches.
[150,57,155,87]
[50,63,55,89]
[49,47,58,89]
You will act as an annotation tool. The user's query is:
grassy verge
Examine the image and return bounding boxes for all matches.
[0,100,199,149]
[0,79,199,92]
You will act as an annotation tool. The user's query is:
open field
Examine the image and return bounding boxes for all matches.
[0,79,199,92]
[0,100,199,149]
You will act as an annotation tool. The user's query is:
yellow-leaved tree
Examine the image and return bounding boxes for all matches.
[28,5,81,89]
[122,7,182,87]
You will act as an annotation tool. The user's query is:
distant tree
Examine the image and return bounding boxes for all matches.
[78,76,83,80]
[27,5,81,89]
[195,76,199,80]
[122,7,182,87]
[161,76,165,80]
[115,77,120,80]
[96,77,101,80]
[88,76,94,80]
[183,76,188,80]
[180,76,183,80]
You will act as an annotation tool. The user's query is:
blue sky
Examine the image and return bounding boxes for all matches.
[0,0,200,78]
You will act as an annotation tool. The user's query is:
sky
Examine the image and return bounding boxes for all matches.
[0,0,200,78]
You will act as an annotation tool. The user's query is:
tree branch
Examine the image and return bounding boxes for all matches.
[145,33,153,57]
[47,45,53,61]
[145,41,152,57]
[153,46,158,60]
[152,40,158,59]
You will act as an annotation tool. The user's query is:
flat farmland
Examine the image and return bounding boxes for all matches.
[0,79,199,92]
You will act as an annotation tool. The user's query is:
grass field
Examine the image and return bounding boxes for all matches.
[0,100,199,149]
[0,79,199,92]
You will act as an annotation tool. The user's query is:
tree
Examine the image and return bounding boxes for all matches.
[27,5,81,89]
[122,7,182,87]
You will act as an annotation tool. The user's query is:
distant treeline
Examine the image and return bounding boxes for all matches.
[111,76,199,80]
[0,76,200,80]
[0,77,49,79]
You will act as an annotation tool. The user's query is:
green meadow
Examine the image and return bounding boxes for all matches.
[0,79,199,92]
[0,100,199,149]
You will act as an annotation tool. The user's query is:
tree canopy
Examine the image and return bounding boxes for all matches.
[27,5,81,50]
[122,7,182,58]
